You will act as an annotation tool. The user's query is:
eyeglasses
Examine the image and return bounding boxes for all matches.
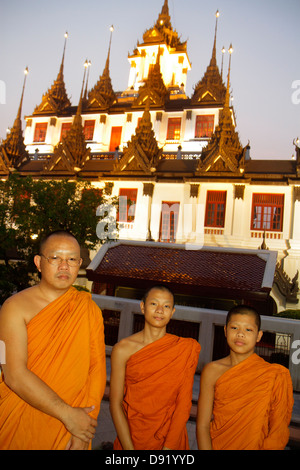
[40,254,82,267]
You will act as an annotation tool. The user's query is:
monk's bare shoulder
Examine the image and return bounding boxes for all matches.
[112,331,145,365]
[0,285,45,324]
[201,356,231,387]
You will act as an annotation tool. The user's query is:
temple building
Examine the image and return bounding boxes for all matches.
[1,0,299,313]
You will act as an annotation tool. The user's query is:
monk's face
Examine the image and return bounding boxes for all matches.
[140,288,175,329]
[224,313,263,355]
[34,235,82,291]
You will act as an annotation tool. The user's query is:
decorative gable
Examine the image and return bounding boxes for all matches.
[113,101,162,174]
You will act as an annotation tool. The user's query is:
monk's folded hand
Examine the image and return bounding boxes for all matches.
[65,436,90,450]
[63,406,97,443]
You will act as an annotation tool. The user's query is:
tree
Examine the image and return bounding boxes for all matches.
[0,174,117,303]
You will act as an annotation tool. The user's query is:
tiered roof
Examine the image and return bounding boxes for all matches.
[0,0,299,183]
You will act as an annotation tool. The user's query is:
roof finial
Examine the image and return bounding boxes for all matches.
[157,0,171,29]
[221,46,226,80]
[62,32,68,61]
[58,32,68,78]
[225,44,233,108]
[83,59,91,101]
[16,66,29,122]
[109,25,114,53]
[104,25,114,76]
[210,10,220,66]
[78,59,90,114]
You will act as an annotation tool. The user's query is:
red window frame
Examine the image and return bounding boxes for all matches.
[109,126,122,152]
[205,191,227,228]
[159,201,180,243]
[60,122,71,141]
[83,120,95,141]
[118,188,138,222]
[251,193,284,232]
[34,123,48,142]
[167,118,181,141]
[195,115,214,138]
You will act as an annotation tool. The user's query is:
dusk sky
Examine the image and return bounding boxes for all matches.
[1,0,299,159]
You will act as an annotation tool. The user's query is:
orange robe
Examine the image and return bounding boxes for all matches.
[114,333,200,450]
[0,287,106,450]
[210,354,294,450]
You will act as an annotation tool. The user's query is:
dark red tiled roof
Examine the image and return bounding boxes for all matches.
[89,244,269,294]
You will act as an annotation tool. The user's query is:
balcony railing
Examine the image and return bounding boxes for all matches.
[92,294,300,391]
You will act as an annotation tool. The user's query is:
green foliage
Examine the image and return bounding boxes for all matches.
[0,174,117,304]
[274,309,300,320]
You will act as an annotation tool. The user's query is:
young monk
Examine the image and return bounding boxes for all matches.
[0,230,106,450]
[196,305,294,450]
[110,285,201,450]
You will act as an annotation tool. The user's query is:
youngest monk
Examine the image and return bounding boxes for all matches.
[110,285,200,450]
[196,305,294,450]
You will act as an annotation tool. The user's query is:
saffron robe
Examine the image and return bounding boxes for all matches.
[0,287,106,450]
[114,333,200,450]
[210,354,294,450]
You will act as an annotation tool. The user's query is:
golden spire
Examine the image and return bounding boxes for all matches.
[191,11,226,105]
[16,66,29,123]
[141,0,184,49]
[225,44,233,109]
[64,60,90,165]
[83,59,91,102]
[210,10,220,67]
[58,32,68,82]
[87,25,117,109]
[221,46,226,79]
[1,67,30,169]
[156,0,171,29]
[33,32,71,114]
[198,44,244,174]
[46,61,91,172]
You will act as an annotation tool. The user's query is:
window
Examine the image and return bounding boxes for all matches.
[205,191,227,227]
[83,120,95,141]
[159,201,180,243]
[167,118,181,141]
[34,123,48,142]
[109,126,122,152]
[60,122,71,141]
[118,188,138,222]
[195,115,214,138]
[251,194,284,232]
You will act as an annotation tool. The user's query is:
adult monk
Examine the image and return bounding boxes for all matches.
[196,305,294,450]
[0,230,106,450]
[110,285,200,450]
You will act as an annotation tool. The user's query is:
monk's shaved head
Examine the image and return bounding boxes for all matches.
[142,285,175,307]
[226,305,261,331]
[39,230,79,254]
